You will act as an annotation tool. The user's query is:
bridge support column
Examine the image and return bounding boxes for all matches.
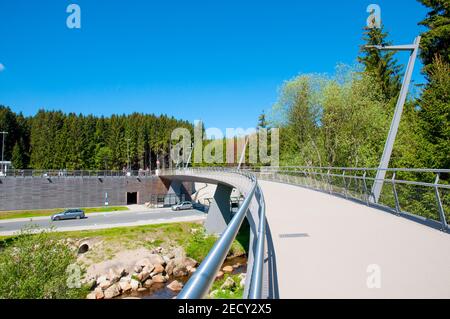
[165,180,182,206]
[205,184,233,234]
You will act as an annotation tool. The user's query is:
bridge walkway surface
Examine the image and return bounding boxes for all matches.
[260,180,450,299]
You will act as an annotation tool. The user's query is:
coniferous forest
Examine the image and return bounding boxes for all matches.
[0,108,192,170]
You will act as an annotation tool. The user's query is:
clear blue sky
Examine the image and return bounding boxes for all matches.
[0,0,427,130]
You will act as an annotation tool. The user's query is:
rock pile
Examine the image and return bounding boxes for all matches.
[86,251,198,299]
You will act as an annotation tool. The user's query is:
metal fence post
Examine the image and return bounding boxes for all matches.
[392,173,401,215]
[342,171,348,199]
[362,171,370,205]
[434,174,448,232]
[327,170,332,194]
[303,171,309,188]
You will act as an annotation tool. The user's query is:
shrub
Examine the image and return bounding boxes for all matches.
[0,226,88,299]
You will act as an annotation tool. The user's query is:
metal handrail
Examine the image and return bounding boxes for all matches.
[249,166,449,232]
[251,166,450,174]
[251,168,450,189]
[248,185,266,299]
[168,168,264,299]
[0,169,155,178]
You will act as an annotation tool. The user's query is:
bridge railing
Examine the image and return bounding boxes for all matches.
[249,166,449,232]
[0,169,155,178]
[159,168,266,299]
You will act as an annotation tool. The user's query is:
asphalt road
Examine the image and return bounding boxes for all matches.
[0,208,207,236]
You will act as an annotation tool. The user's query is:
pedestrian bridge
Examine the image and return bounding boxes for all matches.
[160,167,450,299]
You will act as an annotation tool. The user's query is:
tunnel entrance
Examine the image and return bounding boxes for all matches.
[127,192,138,205]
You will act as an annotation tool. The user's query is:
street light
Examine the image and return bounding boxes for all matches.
[126,138,131,171]
[1,131,7,173]
[368,36,421,203]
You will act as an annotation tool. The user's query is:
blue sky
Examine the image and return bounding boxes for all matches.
[0,0,427,130]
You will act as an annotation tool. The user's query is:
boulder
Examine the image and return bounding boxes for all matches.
[99,280,112,290]
[108,268,125,283]
[96,275,108,286]
[94,287,105,299]
[137,287,147,293]
[134,265,143,274]
[143,264,155,274]
[165,260,176,276]
[144,279,154,288]
[167,280,184,292]
[183,257,198,269]
[216,271,224,280]
[104,284,121,299]
[220,277,236,290]
[137,271,151,282]
[222,266,234,273]
[163,255,171,264]
[153,264,165,274]
[172,247,185,261]
[119,281,132,293]
[147,254,165,266]
[152,274,167,283]
[166,251,175,259]
[173,265,188,278]
[136,258,155,269]
[130,279,140,291]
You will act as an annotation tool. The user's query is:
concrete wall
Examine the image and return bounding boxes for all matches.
[0,176,193,211]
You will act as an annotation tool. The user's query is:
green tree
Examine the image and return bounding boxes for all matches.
[358,25,402,101]
[417,57,450,169]
[95,146,113,170]
[11,141,25,169]
[0,227,88,299]
[257,111,268,129]
[269,67,391,168]
[418,0,450,75]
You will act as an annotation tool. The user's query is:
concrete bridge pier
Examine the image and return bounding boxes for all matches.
[165,180,182,206]
[204,183,233,234]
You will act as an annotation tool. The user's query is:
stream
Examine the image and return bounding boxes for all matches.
[117,256,248,299]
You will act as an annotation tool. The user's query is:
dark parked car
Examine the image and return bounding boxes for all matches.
[51,209,85,221]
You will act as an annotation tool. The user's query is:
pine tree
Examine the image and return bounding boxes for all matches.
[418,0,450,76]
[417,57,450,169]
[258,111,268,129]
[11,142,24,169]
[358,25,402,101]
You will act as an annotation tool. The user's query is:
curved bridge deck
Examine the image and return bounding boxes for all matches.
[261,180,450,299]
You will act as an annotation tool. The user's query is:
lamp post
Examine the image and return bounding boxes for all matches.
[368,36,421,203]
[126,138,131,171]
[1,131,7,173]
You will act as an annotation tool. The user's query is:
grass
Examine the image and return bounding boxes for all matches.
[0,220,248,264]
[0,221,249,299]
[0,206,129,220]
